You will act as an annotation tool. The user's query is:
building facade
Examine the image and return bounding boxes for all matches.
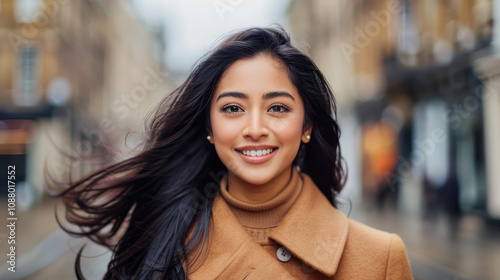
[0,0,170,206]
[288,0,498,220]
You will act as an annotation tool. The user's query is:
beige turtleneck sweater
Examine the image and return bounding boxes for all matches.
[219,167,303,246]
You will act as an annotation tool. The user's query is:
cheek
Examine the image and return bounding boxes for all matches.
[210,111,238,147]
[271,115,304,146]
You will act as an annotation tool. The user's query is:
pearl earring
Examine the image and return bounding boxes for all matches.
[306,135,311,140]
[207,135,211,141]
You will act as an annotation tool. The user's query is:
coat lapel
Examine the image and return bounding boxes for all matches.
[186,172,349,279]
[187,193,296,279]
[269,173,349,277]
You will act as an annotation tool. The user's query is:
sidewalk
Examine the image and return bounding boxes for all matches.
[349,198,500,280]
[0,196,109,280]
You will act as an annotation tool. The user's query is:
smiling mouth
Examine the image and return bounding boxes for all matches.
[235,148,278,157]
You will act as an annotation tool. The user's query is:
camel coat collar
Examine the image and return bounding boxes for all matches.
[187,172,349,279]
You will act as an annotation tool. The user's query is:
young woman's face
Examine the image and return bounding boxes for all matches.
[209,53,311,185]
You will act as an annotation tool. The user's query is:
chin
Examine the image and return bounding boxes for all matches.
[222,155,291,185]
[244,176,274,186]
[231,168,277,185]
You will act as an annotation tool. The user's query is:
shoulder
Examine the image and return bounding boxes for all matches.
[335,218,413,279]
[346,218,394,248]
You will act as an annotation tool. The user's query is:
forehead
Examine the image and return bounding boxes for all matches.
[213,54,299,99]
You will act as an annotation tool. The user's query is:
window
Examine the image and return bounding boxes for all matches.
[15,47,39,106]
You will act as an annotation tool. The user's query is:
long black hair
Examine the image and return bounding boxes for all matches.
[46,25,346,279]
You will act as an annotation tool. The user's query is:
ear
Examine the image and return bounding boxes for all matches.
[301,123,313,143]
[206,128,214,144]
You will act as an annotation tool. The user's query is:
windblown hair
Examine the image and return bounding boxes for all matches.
[47,26,346,279]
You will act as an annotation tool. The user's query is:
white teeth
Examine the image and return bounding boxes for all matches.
[241,149,275,157]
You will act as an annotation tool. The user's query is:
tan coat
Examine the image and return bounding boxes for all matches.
[186,173,413,279]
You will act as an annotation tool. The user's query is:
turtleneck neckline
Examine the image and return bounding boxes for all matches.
[219,167,303,241]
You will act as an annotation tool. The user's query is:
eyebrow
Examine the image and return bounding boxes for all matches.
[216,91,295,102]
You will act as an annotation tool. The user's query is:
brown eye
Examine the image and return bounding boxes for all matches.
[221,104,243,114]
[268,104,290,114]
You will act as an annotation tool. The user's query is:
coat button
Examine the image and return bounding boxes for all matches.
[276,246,292,262]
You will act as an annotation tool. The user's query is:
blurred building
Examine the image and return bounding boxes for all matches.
[474,0,500,222]
[289,0,498,221]
[0,0,170,206]
[288,1,364,207]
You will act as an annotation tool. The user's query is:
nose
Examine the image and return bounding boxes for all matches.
[242,109,269,140]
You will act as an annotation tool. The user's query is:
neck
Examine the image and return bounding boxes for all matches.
[226,166,294,204]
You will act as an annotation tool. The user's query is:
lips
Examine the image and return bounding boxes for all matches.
[235,145,278,164]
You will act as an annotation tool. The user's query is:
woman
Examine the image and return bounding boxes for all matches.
[50,26,413,279]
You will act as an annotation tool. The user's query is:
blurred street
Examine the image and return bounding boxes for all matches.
[350,180,500,280]
[0,196,110,280]
[1,0,500,279]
